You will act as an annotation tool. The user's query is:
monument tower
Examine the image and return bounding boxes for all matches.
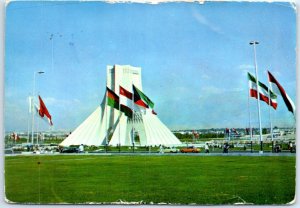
[60,65,181,146]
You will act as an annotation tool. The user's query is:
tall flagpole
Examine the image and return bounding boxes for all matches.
[27,96,31,144]
[31,71,44,145]
[31,73,36,144]
[131,83,135,153]
[37,116,39,145]
[268,85,274,152]
[118,86,121,153]
[105,85,108,153]
[247,91,253,153]
[250,41,263,153]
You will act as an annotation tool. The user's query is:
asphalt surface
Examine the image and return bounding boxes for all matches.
[5,151,296,157]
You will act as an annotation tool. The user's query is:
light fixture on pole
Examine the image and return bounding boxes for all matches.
[249,41,263,153]
[31,71,45,144]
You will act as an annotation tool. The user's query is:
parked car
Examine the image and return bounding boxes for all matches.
[61,146,79,153]
[180,146,200,153]
[40,144,59,152]
[163,147,179,153]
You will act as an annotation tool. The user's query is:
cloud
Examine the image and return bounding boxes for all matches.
[238,64,254,70]
[193,12,223,34]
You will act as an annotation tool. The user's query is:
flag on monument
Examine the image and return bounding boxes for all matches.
[106,87,119,110]
[247,72,277,110]
[267,71,295,115]
[38,95,53,126]
[133,85,154,109]
[120,86,133,118]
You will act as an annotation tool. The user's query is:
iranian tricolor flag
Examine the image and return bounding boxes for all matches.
[248,72,277,110]
[106,87,119,110]
[267,71,295,115]
[37,95,53,126]
[119,86,133,118]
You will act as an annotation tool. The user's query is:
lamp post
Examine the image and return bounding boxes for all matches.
[249,41,263,153]
[31,71,44,144]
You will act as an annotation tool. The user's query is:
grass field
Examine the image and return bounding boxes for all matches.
[5,155,295,205]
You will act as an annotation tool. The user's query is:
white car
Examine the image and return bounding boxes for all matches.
[163,147,179,153]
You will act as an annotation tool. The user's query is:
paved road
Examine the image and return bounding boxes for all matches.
[5,151,296,157]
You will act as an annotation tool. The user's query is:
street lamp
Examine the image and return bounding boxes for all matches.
[249,41,263,153]
[31,71,45,144]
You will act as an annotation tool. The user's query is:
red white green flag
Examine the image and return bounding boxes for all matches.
[247,72,277,110]
[106,87,119,110]
[133,85,154,109]
[267,71,295,116]
[133,85,157,115]
[119,86,133,118]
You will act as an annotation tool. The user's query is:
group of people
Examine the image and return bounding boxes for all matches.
[204,142,230,153]
[274,141,295,153]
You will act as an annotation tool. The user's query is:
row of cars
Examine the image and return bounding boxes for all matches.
[162,146,201,153]
[59,146,201,153]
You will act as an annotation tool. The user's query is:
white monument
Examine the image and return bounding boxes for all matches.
[60,65,181,146]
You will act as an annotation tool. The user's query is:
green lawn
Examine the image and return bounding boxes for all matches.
[5,155,295,205]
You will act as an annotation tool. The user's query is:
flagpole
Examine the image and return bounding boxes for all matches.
[247,91,253,153]
[37,116,39,145]
[31,71,44,145]
[250,41,263,153]
[31,73,36,144]
[132,84,135,153]
[118,87,121,153]
[36,94,39,146]
[267,87,274,152]
[105,89,108,153]
[27,96,30,144]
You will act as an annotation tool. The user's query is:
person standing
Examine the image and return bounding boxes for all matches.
[159,145,164,154]
[289,142,293,153]
[79,144,84,153]
[205,143,209,153]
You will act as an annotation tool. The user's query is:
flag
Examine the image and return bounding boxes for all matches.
[267,71,295,115]
[248,72,277,110]
[225,128,230,136]
[38,95,53,125]
[133,85,157,115]
[231,128,239,135]
[133,85,154,109]
[11,132,20,141]
[106,87,119,110]
[192,130,199,139]
[120,86,133,118]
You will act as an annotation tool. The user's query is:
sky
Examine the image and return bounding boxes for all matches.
[4,1,297,132]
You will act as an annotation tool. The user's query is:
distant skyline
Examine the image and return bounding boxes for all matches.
[4,1,296,132]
